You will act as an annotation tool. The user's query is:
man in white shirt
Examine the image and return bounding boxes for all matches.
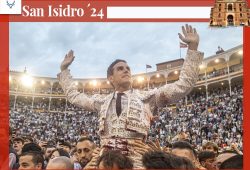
[58,24,204,168]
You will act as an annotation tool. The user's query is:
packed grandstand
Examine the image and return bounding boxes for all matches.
[9,44,243,169]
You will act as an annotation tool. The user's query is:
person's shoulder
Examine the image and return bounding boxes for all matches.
[133,88,157,101]
[92,93,113,102]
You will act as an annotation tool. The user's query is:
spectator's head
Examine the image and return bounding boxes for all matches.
[57,139,65,149]
[142,151,195,169]
[40,142,49,154]
[46,156,74,170]
[97,150,133,169]
[198,151,217,170]
[219,154,243,169]
[172,141,197,163]
[21,143,42,154]
[179,132,189,141]
[13,137,24,155]
[76,137,95,168]
[18,151,44,170]
[214,150,238,169]
[49,148,70,161]
[62,141,71,153]
[164,141,172,153]
[203,141,219,155]
[44,145,56,161]
[107,59,131,90]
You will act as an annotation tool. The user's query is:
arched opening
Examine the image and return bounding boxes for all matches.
[10,95,15,108]
[52,82,64,94]
[132,76,148,90]
[100,81,113,94]
[229,50,243,73]
[33,97,49,111]
[35,80,51,94]
[227,15,234,26]
[167,70,180,84]
[206,58,227,79]
[9,77,18,91]
[149,74,165,89]
[207,80,229,97]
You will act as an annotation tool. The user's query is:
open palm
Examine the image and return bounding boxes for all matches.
[60,50,75,71]
[178,24,199,50]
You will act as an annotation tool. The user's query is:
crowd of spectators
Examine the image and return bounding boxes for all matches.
[10,84,242,149]
[149,84,242,152]
[198,64,242,81]
[9,83,243,169]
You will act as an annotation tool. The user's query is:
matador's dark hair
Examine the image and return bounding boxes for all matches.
[107,59,127,78]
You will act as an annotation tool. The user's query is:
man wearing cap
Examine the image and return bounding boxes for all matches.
[58,24,204,168]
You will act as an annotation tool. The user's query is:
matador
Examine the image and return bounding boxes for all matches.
[58,24,204,168]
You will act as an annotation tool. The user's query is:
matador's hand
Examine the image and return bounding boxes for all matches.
[128,140,153,155]
[60,50,75,71]
[178,24,199,51]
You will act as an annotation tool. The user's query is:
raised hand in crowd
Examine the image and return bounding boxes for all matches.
[147,139,172,153]
[147,139,161,151]
[128,140,153,156]
[178,24,199,51]
[60,50,75,71]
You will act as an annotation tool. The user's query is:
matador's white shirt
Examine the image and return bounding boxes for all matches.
[58,50,204,141]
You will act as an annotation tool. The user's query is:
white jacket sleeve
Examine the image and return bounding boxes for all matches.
[147,49,204,108]
[57,69,103,112]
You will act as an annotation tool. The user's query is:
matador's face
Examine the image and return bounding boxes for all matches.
[108,62,132,90]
